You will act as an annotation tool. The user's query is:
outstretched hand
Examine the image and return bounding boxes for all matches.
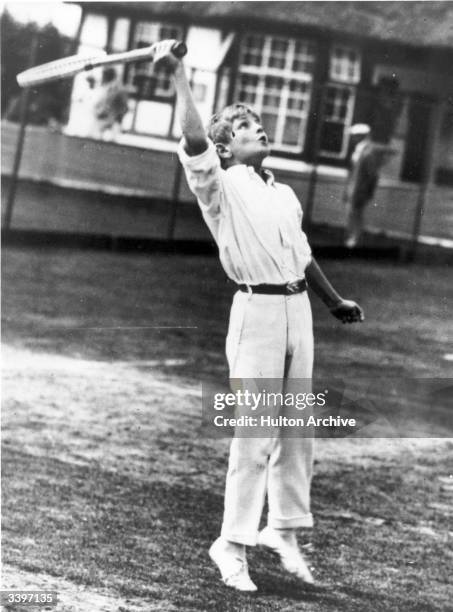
[330,299,364,324]
[152,39,182,72]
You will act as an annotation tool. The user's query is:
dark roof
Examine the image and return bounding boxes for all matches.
[82,1,453,50]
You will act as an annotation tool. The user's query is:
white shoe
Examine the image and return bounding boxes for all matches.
[209,538,257,592]
[258,527,314,584]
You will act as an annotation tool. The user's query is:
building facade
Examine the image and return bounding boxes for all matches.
[66,1,453,186]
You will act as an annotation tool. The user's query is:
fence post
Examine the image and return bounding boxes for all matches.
[408,99,444,260]
[167,155,183,240]
[304,84,325,234]
[3,32,39,231]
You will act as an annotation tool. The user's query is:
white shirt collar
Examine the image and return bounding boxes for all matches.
[226,164,275,186]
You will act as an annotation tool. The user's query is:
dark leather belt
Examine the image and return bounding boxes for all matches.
[238,278,307,295]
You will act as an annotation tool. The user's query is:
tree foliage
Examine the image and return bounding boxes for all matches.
[1,9,74,124]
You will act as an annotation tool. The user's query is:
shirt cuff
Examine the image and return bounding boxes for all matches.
[177,138,219,171]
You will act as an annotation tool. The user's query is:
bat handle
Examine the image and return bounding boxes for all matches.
[171,41,188,59]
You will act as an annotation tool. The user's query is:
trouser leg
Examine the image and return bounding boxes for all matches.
[267,292,315,529]
[266,431,314,529]
[221,435,276,545]
[345,201,365,246]
[221,293,286,546]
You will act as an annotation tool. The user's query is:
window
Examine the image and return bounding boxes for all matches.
[236,34,316,152]
[319,85,356,156]
[122,21,184,137]
[329,46,361,83]
[127,22,184,100]
[319,45,361,158]
[80,14,108,50]
[111,18,130,52]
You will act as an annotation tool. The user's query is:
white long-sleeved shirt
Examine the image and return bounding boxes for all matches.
[178,140,312,285]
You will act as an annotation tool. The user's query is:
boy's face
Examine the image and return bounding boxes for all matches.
[228,115,270,165]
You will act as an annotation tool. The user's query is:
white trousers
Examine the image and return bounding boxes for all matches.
[221,290,315,546]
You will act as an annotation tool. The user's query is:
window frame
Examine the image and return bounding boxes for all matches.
[319,44,361,159]
[235,33,316,153]
[117,19,185,138]
[329,45,361,84]
[319,83,357,158]
[127,21,184,103]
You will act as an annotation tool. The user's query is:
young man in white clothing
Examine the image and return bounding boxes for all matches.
[153,41,364,592]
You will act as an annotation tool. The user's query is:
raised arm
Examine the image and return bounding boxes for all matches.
[152,40,208,156]
[305,257,364,324]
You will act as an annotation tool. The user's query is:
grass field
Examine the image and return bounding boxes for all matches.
[2,245,453,611]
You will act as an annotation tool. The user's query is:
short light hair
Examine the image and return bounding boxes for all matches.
[207,103,261,145]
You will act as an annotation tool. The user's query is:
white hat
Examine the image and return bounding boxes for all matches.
[349,123,371,136]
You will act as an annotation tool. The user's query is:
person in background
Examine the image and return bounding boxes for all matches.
[92,67,129,140]
[343,124,382,248]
